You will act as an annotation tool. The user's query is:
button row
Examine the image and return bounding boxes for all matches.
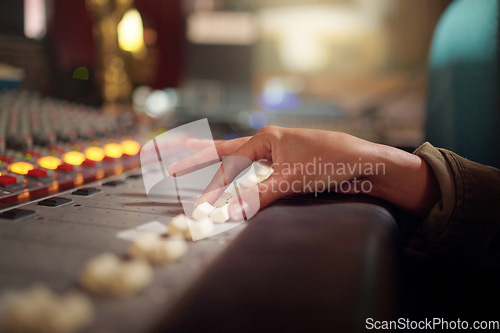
[0,186,102,220]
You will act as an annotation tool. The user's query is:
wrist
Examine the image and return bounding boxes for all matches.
[368,144,441,216]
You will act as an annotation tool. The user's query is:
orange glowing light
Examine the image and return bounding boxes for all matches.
[121,140,141,155]
[114,165,124,175]
[63,151,86,166]
[104,143,123,158]
[74,174,84,186]
[85,146,105,161]
[17,190,30,202]
[48,182,59,194]
[95,169,105,180]
[38,156,62,170]
[10,162,34,175]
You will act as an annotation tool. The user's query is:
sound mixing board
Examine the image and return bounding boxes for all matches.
[0,91,400,333]
[0,91,250,332]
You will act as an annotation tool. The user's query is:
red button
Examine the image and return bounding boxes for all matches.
[0,175,17,186]
[0,155,13,164]
[27,168,48,178]
[82,159,96,167]
[103,156,115,163]
[122,154,132,159]
[57,163,74,172]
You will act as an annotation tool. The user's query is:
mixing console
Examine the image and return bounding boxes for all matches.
[0,91,402,333]
[0,90,143,211]
[0,91,251,332]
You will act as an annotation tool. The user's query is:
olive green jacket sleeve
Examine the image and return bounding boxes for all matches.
[411,142,500,261]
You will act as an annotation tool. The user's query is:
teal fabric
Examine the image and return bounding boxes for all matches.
[426,0,499,168]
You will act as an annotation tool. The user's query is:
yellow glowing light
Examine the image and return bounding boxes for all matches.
[118,9,145,55]
[121,140,141,155]
[85,146,105,161]
[38,156,62,170]
[63,151,86,166]
[10,162,34,175]
[104,143,123,158]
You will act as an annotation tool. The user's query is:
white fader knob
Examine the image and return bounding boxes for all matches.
[192,201,216,220]
[79,253,153,298]
[128,233,188,264]
[210,205,230,224]
[184,217,215,241]
[167,214,190,237]
[0,284,94,333]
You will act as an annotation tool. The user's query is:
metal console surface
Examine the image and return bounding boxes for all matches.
[0,172,400,332]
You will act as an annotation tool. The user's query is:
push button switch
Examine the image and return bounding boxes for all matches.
[0,175,17,187]
[0,208,36,220]
[56,163,74,173]
[27,168,48,179]
[102,180,125,187]
[72,187,101,196]
[38,196,72,207]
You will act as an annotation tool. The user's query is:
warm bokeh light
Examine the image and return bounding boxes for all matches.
[63,151,86,166]
[121,140,141,155]
[10,162,34,175]
[104,143,123,158]
[117,9,145,55]
[85,147,105,161]
[24,0,46,39]
[38,156,62,170]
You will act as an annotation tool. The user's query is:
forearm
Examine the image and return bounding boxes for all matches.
[368,144,441,217]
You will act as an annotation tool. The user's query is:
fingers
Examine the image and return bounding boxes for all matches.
[186,138,223,151]
[228,175,292,221]
[195,135,271,205]
[167,137,251,176]
[167,145,220,176]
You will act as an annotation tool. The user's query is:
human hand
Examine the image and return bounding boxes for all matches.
[168,126,440,220]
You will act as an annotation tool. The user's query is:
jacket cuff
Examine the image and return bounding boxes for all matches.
[413,142,500,257]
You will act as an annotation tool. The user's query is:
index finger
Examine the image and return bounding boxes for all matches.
[195,135,270,205]
[167,136,251,177]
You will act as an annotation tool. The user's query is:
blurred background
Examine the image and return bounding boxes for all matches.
[0,0,453,147]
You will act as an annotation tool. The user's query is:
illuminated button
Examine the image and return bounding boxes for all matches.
[121,140,141,156]
[10,162,34,175]
[0,175,17,186]
[104,143,123,158]
[38,156,62,170]
[72,187,101,196]
[27,168,48,178]
[0,208,36,220]
[82,159,96,168]
[56,163,74,173]
[38,196,72,207]
[85,147,105,162]
[63,151,86,166]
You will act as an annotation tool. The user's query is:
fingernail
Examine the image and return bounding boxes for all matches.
[229,200,248,221]
[166,162,177,176]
